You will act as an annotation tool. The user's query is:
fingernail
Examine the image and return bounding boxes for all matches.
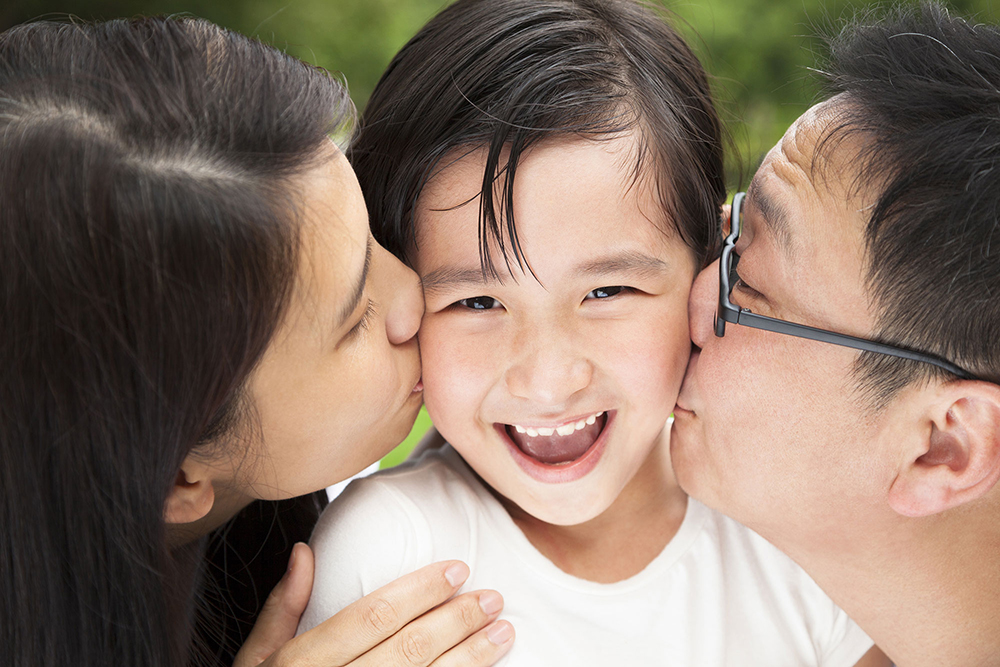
[478,590,503,615]
[444,561,469,587]
[287,542,305,574]
[487,620,514,646]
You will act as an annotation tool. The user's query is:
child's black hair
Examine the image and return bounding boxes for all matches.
[350,0,726,277]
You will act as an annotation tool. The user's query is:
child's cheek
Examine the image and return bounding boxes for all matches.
[417,315,485,439]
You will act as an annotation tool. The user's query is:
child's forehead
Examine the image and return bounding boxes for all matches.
[415,132,671,233]
[411,133,690,281]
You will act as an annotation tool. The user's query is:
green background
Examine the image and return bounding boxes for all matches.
[5,0,997,465]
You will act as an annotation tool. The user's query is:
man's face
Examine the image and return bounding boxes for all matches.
[671,100,912,550]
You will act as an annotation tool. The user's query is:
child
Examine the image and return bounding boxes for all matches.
[299,1,881,664]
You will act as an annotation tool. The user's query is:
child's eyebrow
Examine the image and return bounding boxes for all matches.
[578,251,669,278]
[421,251,670,297]
[420,267,499,297]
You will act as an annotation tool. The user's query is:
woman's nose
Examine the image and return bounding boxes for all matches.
[689,260,719,349]
[376,244,424,345]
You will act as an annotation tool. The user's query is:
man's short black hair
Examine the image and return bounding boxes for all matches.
[820,1,1000,401]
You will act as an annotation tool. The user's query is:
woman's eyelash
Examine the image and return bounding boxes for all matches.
[349,299,377,336]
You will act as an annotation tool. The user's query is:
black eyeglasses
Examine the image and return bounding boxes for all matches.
[715,191,975,380]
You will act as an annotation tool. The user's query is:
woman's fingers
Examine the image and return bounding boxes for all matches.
[322,560,471,662]
[352,590,510,667]
[239,559,513,667]
[429,620,515,667]
[234,543,315,667]
[274,560,511,666]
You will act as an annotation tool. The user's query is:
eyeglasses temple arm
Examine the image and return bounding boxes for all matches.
[735,308,974,380]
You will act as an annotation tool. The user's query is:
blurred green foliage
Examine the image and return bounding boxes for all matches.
[6,0,999,179]
[5,0,999,464]
[382,407,434,469]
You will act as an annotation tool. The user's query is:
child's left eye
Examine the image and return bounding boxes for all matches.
[585,286,631,299]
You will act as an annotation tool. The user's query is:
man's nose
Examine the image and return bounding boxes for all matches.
[689,260,719,349]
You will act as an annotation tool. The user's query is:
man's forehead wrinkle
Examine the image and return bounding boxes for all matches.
[799,97,868,196]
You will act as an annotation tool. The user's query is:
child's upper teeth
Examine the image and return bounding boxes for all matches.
[511,412,604,438]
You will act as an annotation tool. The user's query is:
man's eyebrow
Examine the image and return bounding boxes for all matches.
[421,267,498,297]
[745,181,791,251]
[335,237,372,329]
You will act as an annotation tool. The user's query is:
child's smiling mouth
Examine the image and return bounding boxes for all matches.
[503,412,608,465]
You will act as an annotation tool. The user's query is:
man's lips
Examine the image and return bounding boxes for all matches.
[672,403,695,417]
[673,346,700,416]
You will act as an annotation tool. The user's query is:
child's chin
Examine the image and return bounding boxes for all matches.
[504,484,612,527]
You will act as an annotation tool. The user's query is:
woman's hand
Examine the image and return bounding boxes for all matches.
[234,543,514,667]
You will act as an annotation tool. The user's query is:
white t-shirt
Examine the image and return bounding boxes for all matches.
[299,446,874,666]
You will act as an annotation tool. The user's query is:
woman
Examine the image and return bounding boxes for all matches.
[0,16,511,666]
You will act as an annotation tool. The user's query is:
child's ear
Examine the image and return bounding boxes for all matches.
[888,381,1000,517]
[164,456,216,525]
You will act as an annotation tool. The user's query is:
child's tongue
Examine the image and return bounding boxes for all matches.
[508,418,603,464]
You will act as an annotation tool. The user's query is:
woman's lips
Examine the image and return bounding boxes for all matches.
[494,411,614,483]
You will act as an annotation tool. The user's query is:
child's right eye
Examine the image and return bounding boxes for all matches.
[457,296,501,310]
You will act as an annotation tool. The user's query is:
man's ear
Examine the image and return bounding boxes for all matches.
[888,381,1000,518]
[164,456,216,525]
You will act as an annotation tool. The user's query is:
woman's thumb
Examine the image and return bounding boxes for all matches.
[233,542,315,667]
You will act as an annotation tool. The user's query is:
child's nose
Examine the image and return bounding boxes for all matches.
[505,332,593,406]
[689,260,719,350]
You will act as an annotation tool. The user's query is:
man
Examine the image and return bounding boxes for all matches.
[671,3,1000,666]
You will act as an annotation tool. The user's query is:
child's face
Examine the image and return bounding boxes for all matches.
[413,135,696,526]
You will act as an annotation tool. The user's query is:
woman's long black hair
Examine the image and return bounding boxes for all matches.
[0,17,353,667]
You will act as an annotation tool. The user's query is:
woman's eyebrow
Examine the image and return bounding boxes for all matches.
[335,237,373,329]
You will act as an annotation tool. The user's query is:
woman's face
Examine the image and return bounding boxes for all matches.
[235,145,424,501]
